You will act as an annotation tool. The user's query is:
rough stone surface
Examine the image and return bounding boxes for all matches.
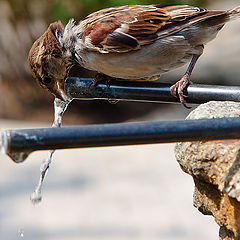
[175,101,240,240]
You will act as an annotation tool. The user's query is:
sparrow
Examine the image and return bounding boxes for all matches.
[28,4,240,106]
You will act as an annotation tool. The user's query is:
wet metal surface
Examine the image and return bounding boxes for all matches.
[2,117,240,155]
[65,77,240,104]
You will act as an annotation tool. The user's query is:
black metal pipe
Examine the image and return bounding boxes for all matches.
[64,77,240,104]
[2,117,240,155]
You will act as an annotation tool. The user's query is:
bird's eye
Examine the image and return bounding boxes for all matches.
[41,76,52,84]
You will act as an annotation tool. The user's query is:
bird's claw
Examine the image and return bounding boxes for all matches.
[88,78,100,93]
[170,74,191,109]
[88,74,113,94]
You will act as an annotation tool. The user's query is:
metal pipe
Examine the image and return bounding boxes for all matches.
[2,117,240,155]
[64,77,240,104]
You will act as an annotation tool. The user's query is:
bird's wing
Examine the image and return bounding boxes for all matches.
[79,5,226,53]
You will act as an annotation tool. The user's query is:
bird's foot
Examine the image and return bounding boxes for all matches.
[88,73,113,93]
[170,73,191,109]
[88,74,103,93]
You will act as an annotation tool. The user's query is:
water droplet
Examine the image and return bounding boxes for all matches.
[7,152,30,163]
[30,191,42,205]
[18,228,24,238]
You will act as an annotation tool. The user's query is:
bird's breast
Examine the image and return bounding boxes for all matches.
[76,35,199,80]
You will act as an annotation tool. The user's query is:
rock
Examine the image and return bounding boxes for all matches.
[175,101,240,240]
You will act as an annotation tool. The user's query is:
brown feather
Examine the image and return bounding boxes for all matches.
[81,5,229,53]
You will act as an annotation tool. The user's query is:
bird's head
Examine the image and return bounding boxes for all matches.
[28,21,69,100]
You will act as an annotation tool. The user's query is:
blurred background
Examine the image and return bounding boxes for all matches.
[0,0,239,239]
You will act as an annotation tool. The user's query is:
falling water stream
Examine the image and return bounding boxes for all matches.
[30,98,71,204]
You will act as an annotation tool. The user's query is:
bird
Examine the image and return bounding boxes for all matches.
[28,4,240,107]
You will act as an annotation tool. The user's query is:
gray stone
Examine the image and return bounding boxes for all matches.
[175,101,240,240]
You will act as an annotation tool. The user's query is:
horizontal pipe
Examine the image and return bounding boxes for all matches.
[64,77,240,104]
[2,118,240,157]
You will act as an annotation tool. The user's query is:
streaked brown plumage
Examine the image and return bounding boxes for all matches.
[28,4,240,106]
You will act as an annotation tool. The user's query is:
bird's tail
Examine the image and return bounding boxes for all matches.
[228,6,240,19]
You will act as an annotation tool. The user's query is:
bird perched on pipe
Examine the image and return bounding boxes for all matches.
[28,4,240,107]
